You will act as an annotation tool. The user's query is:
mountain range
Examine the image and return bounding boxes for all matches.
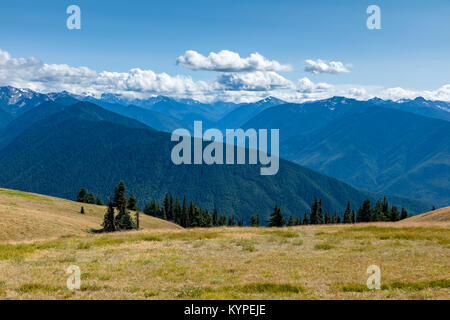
[0,97,430,223]
[0,86,448,217]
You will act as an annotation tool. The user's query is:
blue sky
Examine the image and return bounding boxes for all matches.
[0,0,449,102]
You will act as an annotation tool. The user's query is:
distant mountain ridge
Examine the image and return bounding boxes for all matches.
[0,101,430,223]
[0,86,448,208]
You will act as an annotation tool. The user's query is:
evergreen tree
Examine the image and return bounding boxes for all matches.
[336,215,341,224]
[102,200,116,232]
[390,206,400,222]
[163,193,170,220]
[256,214,260,226]
[303,212,310,225]
[357,200,373,222]
[331,212,338,224]
[144,200,160,217]
[343,201,352,224]
[96,196,104,206]
[374,200,386,221]
[269,205,285,227]
[113,181,127,208]
[85,193,95,204]
[181,196,189,228]
[287,215,294,226]
[310,198,318,224]
[218,215,227,226]
[174,198,182,225]
[400,207,408,220]
[295,217,301,226]
[351,210,356,223]
[324,211,330,224]
[227,215,236,226]
[127,194,139,211]
[317,199,325,224]
[115,206,136,230]
[431,206,436,211]
[80,206,85,214]
[212,208,219,226]
[113,181,135,230]
[382,196,391,221]
[168,195,175,221]
[77,188,87,202]
[250,215,259,227]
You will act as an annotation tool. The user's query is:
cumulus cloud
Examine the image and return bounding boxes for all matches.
[297,77,333,93]
[0,49,213,99]
[0,49,448,104]
[305,59,350,74]
[177,50,291,73]
[218,71,293,91]
[380,85,450,101]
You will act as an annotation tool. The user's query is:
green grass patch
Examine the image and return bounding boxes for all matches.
[0,189,52,203]
[165,231,219,241]
[389,279,450,291]
[291,239,304,246]
[338,279,450,292]
[177,287,204,298]
[314,243,334,250]
[18,283,62,294]
[261,230,298,238]
[239,283,304,294]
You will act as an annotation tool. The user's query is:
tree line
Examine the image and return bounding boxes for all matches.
[265,197,411,227]
[77,183,412,230]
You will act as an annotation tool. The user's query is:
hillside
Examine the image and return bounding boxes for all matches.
[280,107,450,206]
[0,102,429,222]
[0,188,180,242]
[403,206,450,223]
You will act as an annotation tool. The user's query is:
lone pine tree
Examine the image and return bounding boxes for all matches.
[269,205,285,227]
[113,181,136,230]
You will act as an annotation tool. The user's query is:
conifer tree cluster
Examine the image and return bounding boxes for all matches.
[76,188,103,205]
[100,181,138,232]
[143,193,229,228]
[265,197,410,227]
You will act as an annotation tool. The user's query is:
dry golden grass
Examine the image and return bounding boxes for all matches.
[403,206,450,224]
[0,189,448,300]
[0,188,181,242]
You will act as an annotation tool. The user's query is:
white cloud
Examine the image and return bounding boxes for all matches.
[297,77,333,93]
[380,85,450,101]
[0,49,448,104]
[305,59,350,75]
[0,49,214,99]
[177,50,291,73]
[218,71,294,91]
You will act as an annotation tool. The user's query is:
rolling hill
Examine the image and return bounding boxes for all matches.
[403,206,450,223]
[0,102,429,223]
[0,188,180,242]
[280,107,450,206]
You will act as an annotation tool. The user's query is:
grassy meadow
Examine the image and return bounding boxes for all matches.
[0,188,449,300]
